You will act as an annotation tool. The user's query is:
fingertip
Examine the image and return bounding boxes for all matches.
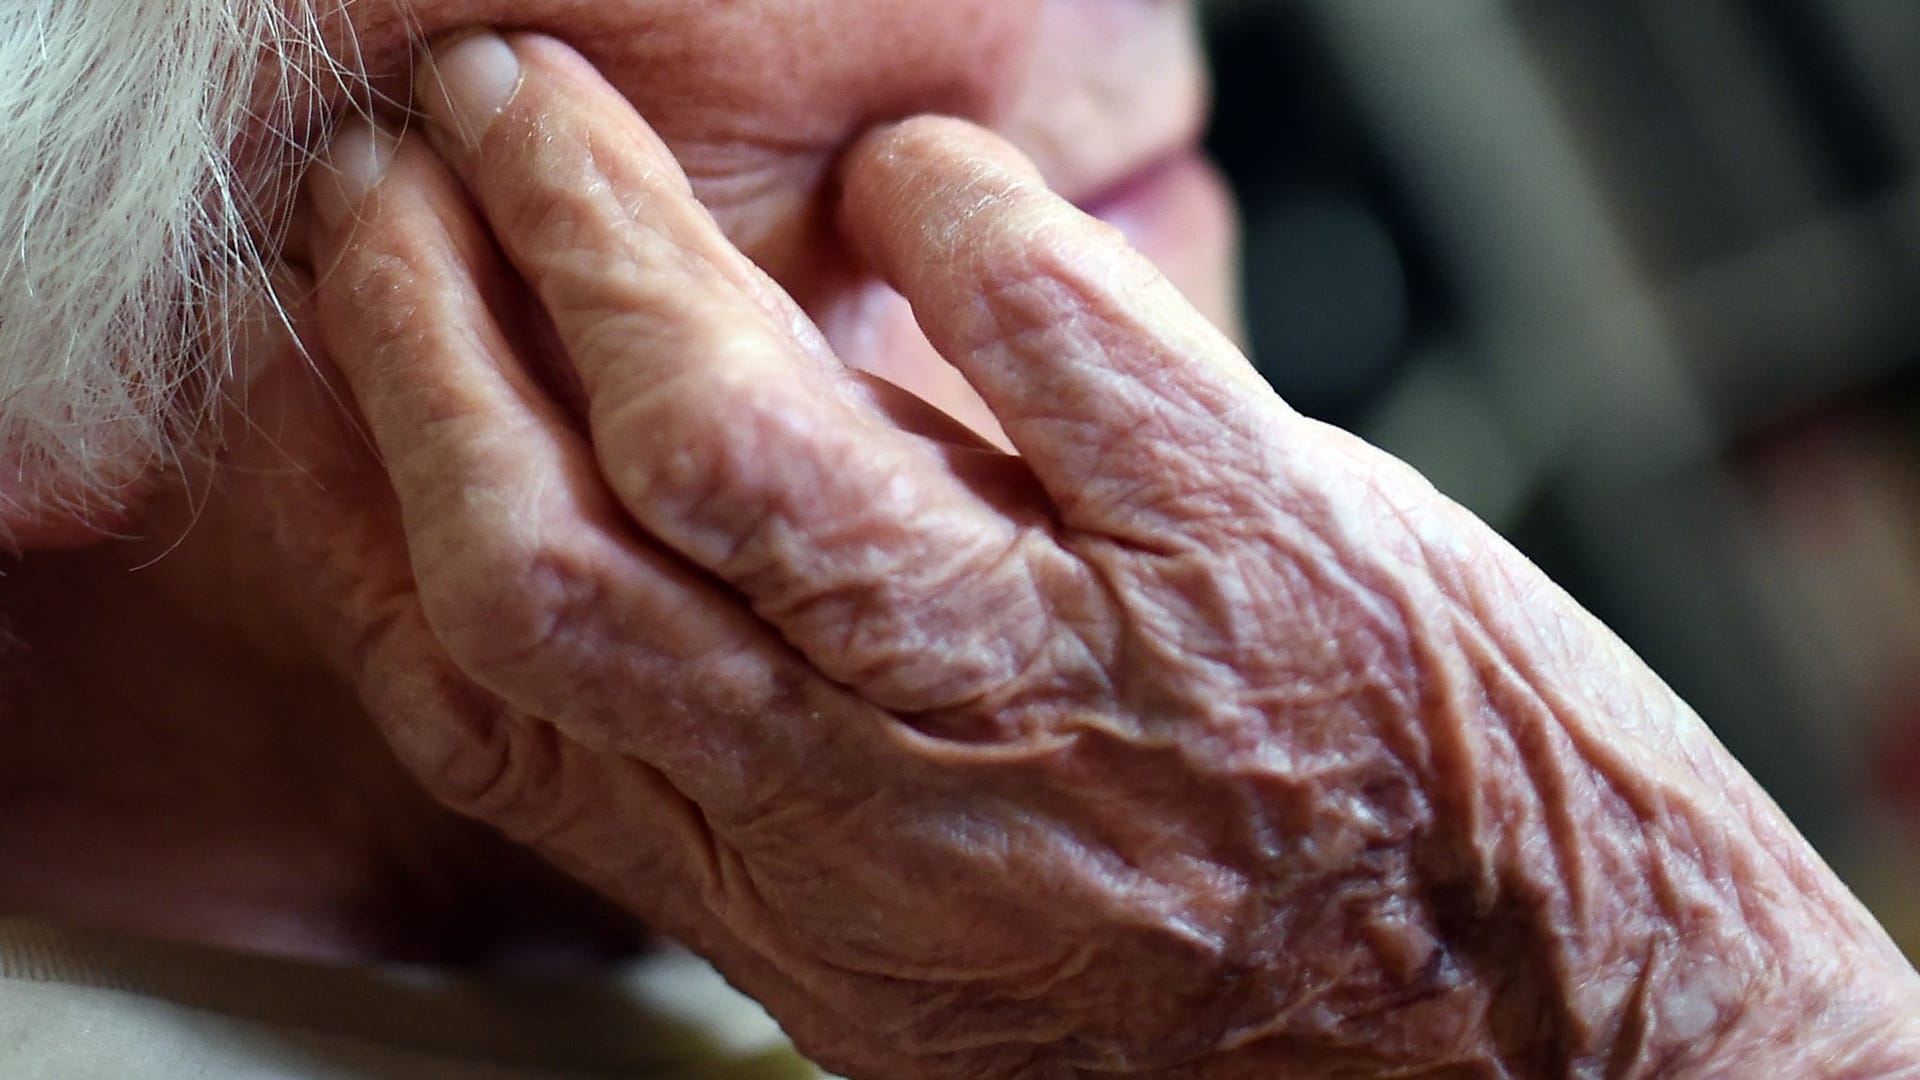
[843,116,1045,188]
[306,115,401,236]
[417,30,526,151]
[837,116,1055,281]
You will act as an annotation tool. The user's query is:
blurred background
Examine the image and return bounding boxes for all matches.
[1201,0,1920,953]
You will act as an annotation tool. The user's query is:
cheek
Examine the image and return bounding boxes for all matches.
[567,0,1042,136]
[577,0,1042,279]
[335,0,1043,271]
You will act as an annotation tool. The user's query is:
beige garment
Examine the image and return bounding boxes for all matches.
[0,921,829,1079]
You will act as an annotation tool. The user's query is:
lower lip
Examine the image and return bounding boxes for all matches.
[1078,151,1241,325]
[1081,151,1231,242]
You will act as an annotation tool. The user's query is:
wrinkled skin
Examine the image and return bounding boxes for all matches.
[216,34,1920,1077]
[5,3,1920,1074]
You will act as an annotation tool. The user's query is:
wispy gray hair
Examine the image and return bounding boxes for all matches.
[0,0,344,531]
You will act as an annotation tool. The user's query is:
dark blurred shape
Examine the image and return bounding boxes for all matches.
[1241,198,1408,423]
[1741,0,1906,202]
[1204,3,1443,427]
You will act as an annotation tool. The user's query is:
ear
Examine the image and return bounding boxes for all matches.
[0,309,241,555]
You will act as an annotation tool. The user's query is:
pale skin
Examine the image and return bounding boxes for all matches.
[3,3,1920,1077]
[306,31,1915,1076]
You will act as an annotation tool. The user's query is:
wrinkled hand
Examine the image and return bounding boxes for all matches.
[275,32,1920,1080]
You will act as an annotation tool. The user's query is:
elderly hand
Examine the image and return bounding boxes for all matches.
[276,31,1920,1078]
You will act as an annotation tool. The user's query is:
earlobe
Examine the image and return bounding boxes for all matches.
[0,388,175,554]
[0,468,148,554]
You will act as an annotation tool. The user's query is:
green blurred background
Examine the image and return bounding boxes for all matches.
[1202,0,1920,953]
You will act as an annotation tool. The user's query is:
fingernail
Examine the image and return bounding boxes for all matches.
[420,32,523,149]
[308,117,397,232]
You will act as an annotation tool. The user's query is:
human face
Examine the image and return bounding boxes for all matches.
[302,0,1239,404]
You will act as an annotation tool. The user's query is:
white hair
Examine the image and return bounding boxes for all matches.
[0,0,346,532]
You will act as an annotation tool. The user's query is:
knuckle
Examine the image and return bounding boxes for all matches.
[420,532,610,687]
[504,180,726,335]
[333,249,429,354]
[592,356,804,560]
[420,690,566,830]
[357,622,570,833]
[582,312,778,413]
[780,528,1089,721]
[494,166,621,269]
[492,107,693,238]
[505,201,694,328]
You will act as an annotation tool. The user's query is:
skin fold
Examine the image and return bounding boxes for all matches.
[2,2,1918,1076]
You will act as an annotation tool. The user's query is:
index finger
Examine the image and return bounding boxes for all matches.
[838,118,1290,535]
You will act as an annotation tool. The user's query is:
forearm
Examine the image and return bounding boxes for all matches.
[1415,538,1920,1076]
[1164,498,1920,1077]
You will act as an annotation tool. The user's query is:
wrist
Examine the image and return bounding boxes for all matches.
[1426,588,1920,1075]
[1655,819,1920,1077]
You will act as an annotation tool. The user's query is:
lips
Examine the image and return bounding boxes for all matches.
[1076,146,1214,229]
[1075,149,1242,334]
[993,0,1227,311]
